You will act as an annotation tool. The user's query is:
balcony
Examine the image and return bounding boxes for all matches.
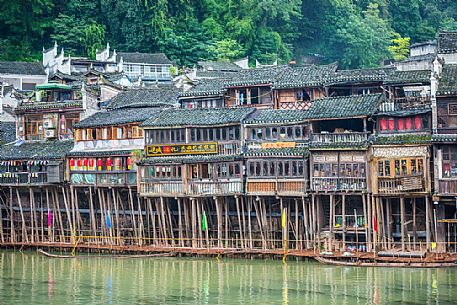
[246,178,307,196]
[0,172,48,185]
[312,177,366,192]
[310,132,369,145]
[333,215,366,229]
[218,142,241,155]
[70,171,137,187]
[139,179,243,197]
[378,174,425,194]
[437,179,457,195]
[140,180,183,197]
[379,97,431,112]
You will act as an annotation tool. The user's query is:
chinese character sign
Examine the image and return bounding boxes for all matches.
[145,142,219,156]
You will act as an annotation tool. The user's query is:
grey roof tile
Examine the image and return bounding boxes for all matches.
[0,140,74,160]
[384,70,431,85]
[224,66,289,87]
[245,109,311,124]
[273,64,337,89]
[437,31,457,54]
[141,108,255,128]
[180,78,228,97]
[74,108,163,129]
[117,52,172,65]
[437,65,457,95]
[198,61,242,71]
[0,61,46,76]
[0,122,16,144]
[107,87,181,109]
[245,147,309,157]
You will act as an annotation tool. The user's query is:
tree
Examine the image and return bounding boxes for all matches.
[209,39,244,61]
[389,33,410,61]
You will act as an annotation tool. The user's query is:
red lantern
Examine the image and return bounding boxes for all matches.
[97,158,103,171]
[127,157,132,170]
[89,159,95,170]
[106,158,112,171]
[77,159,82,170]
[83,159,88,171]
[414,116,421,130]
[69,159,75,171]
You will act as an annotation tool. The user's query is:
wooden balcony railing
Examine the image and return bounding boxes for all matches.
[140,180,183,196]
[246,178,307,195]
[310,132,369,144]
[379,97,431,112]
[70,171,137,186]
[378,174,425,194]
[312,177,366,192]
[438,179,457,195]
[218,142,241,155]
[0,172,48,185]
[187,180,243,196]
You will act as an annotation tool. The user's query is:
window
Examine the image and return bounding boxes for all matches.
[442,146,457,177]
[448,103,457,115]
[378,158,423,177]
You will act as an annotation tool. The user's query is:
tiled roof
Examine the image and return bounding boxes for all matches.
[245,147,309,157]
[376,108,431,117]
[384,70,431,85]
[309,142,369,150]
[106,87,181,109]
[198,61,242,71]
[273,64,337,89]
[74,108,163,129]
[0,61,46,76]
[306,94,384,119]
[324,68,393,86]
[437,32,457,54]
[397,54,434,64]
[141,108,255,128]
[180,78,227,97]
[244,109,311,124]
[0,140,74,160]
[140,154,241,165]
[0,122,16,144]
[195,70,238,79]
[117,52,172,65]
[372,134,431,145]
[224,66,289,87]
[15,101,83,112]
[67,149,133,157]
[437,65,457,96]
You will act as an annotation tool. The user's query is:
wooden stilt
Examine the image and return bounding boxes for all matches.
[215,197,222,248]
[166,198,175,247]
[253,198,265,249]
[224,198,229,248]
[137,196,145,246]
[362,194,368,251]
[40,189,44,242]
[235,196,243,249]
[128,187,137,242]
[314,195,319,251]
[425,196,431,251]
[62,186,74,242]
[303,197,309,249]
[149,199,157,245]
[177,198,183,247]
[29,188,35,242]
[9,187,15,243]
[16,189,28,243]
[112,189,121,244]
[386,198,392,250]
[53,189,64,242]
[88,187,97,238]
[329,194,334,251]
[191,198,197,248]
[45,188,50,241]
[413,198,417,250]
[342,194,346,250]
[248,197,253,249]
[400,196,405,251]
[241,196,247,249]
[74,188,83,234]
[367,194,372,252]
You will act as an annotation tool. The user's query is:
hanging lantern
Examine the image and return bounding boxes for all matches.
[89,159,95,171]
[77,159,83,170]
[60,114,66,133]
[83,159,88,171]
[115,158,121,171]
[106,158,112,171]
[70,159,75,171]
[97,158,103,171]
[127,157,132,170]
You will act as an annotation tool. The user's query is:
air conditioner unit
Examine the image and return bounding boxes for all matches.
[44,129,56,138]
[43,119,54,129]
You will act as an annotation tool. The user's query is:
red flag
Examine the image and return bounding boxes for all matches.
[373,216,378,233]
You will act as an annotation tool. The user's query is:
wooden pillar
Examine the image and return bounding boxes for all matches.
[426,196,431,251]
[386,198,392,250]
[400,197,406,251]
[362,194,369,251]
[9,187,15,243]
[303,197,310,249]
[366,194,372,252]
[342,194,346,250]
[248,197,253,249]
[329,194,334,251]
[235,196,244,249]
[177,198,183,247]
[412,198,417,250]
[191,198,197,248]
[16,188,28,243]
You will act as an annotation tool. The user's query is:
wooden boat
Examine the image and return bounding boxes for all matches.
[315,256,457,268]
[37,249,176,259]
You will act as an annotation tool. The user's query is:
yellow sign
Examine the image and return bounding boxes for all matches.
[261,142,296,149]
[145,142,218,157]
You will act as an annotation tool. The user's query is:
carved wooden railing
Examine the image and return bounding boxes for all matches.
[378,174,425,194]
[140,180,183,196]
[246,178,307,195]
[379,97,431,112]
[187,180,243,195]
[310,132,369,144]
[312,177,366,192]
[0,172,48,185]
[71,171,137,187]
[438,179,457,195]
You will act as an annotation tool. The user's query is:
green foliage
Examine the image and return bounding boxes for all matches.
[2,0,457,68]
[389,33,410,61]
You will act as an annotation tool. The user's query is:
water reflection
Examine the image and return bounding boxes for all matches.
[1,251,457,305]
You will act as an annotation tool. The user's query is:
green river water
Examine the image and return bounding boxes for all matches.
[0,251,456,305]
